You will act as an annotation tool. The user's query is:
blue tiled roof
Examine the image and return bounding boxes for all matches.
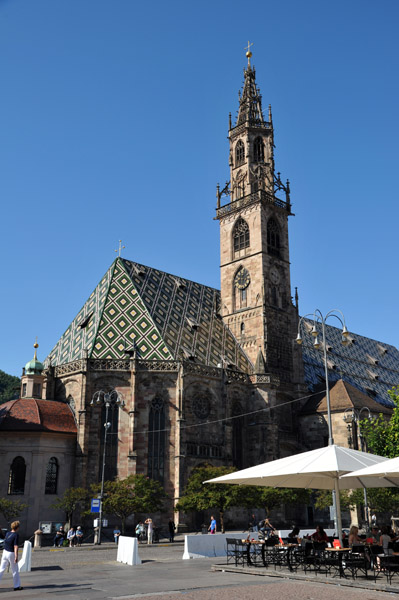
[301,318,399,407]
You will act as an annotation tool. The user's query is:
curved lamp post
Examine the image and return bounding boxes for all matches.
[90,390,125,545]
[296,309,350,534]
[343,407,373,528]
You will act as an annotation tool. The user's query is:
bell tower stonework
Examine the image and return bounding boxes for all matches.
[216,51,300,384]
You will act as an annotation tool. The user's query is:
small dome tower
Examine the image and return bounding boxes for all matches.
[21,340,44,399]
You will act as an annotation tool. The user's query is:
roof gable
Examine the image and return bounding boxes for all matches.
[45,258,253,371]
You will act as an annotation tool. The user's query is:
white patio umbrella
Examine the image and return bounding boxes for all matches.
[341,455,399,487]
[205,445,388,544]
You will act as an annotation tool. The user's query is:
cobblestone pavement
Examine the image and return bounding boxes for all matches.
[0,542,395,599]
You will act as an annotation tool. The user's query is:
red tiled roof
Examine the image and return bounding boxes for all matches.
[0,398,77,434]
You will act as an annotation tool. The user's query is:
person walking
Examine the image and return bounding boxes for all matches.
[0,520,23,592]
[113,527,121,544]
[208,515,217,534]
[145,518,153,544]
[168,518,176,543]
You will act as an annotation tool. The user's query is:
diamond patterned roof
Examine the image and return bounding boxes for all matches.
[44,259,399,407]
[45,258,252,371]
[301,318,399,407]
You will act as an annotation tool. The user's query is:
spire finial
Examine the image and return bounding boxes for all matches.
[245,40,253,66]
[115,240,125,257]
[33,337,39,360]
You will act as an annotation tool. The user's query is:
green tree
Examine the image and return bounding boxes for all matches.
[176,464,310,532]
[0,370,20,404]
[314,489,355,512]
[51,487,89,523]
[90,475,168,533]
[361,387,399,458]
[0,498,27,523]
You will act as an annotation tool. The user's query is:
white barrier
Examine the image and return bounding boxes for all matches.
[116,536,141,566]
[19,540,32,572]
[182,529,337,560]
[183,533,259,560]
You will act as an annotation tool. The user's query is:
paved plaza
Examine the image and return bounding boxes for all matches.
[0,541,397,599]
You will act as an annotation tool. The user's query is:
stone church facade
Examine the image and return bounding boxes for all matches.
[2,53,399,536]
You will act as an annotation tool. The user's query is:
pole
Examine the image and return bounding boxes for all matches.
[320,315,339,538]
[98,401,110,545]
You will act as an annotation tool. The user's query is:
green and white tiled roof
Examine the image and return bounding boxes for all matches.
[45,258,253,372]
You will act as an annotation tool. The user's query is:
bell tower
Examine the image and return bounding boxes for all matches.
[216,47,299,383]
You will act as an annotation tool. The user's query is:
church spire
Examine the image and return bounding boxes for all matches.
[236,44,265,128]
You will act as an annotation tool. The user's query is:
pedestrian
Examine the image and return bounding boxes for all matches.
[168,518,176,543]
[249,514,258,532]
[113,527,121,544]
[67,527,76,547]
[208,515,217,534]
[53,524,65,547]
[145,518,153,544]
[135,522,144,543]
[0,520,23,591]
[75,526,83,546]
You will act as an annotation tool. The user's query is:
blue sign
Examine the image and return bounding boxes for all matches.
[91,498,101,513]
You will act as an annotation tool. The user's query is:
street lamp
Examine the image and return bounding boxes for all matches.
[90,389,125,544]
[296,308,350,534]
[343,407,374,528]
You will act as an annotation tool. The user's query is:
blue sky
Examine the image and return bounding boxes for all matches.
[1,0,398,376]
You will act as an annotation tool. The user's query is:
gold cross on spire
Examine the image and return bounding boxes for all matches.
[115,240,125,257]
[245,40,253,66]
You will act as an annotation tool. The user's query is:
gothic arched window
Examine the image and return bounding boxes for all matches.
[267,218,281,257]
[233,218,250,253]
[45,457,59,494]
[235,140,245,166]
[8,456,26,495]
[271,287,278,306]
[254,137,264,162]
[148,397,166,484]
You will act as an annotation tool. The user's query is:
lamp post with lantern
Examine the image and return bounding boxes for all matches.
[296,308,350,533]
[343,406,373,528]
[90,389,125,545]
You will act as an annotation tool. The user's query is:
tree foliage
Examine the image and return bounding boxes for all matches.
[89,475,168,533]
[361,387,399,459]
[0,498,27,523]
[176,464,311,532]
[353,387,399,514]
[0,370,20,404]
[314,490,355,512]
[50,487,89,523]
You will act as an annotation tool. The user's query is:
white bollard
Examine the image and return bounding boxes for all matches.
[19,540,32,572]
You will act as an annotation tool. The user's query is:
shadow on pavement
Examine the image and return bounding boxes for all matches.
[31,565,63,571]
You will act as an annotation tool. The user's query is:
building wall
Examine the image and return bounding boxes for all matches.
[0,432,76,538]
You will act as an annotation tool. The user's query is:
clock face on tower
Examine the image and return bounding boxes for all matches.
[234,268,250,290]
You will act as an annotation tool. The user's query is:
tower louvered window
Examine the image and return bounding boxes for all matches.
[235,140,245,166]
[45,457,58,494]
[148,398,165,484]
[8,456,26,495]
[233,218,250,253]
[254,136,264,162]
[267,218,280,257]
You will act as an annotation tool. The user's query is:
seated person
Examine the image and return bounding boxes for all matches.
[311,524,328,543]
[258,517,275,540]
[288,526,300,543]
[380,525,397,555]
[370,526,380,543]
[348,525,363,547]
